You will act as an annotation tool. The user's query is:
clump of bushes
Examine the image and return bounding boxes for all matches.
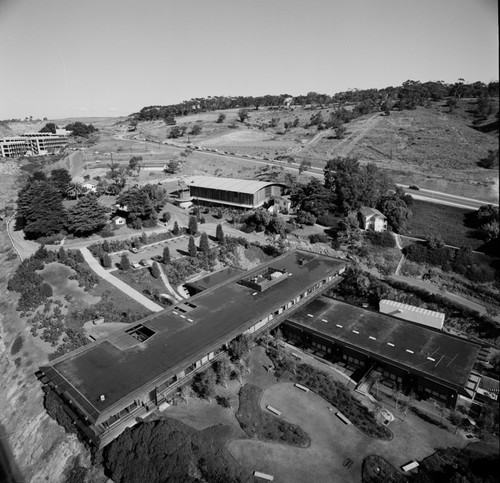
[309,233,330,244]
[295,210,317,226]
[236,384,310,447]
[365,230,396,248]
[404,240,496,283]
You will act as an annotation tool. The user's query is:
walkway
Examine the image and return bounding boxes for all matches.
[79,247,163,312]
[158,264,182,302]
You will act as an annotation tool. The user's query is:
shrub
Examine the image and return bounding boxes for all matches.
[101,253,112,268]
[316,213,338,227]
[365,230,396,248]
[296,211,316,226]
[309,233,330,244]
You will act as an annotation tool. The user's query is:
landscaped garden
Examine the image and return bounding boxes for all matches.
[266,347,392,440]
[236,384,310,447]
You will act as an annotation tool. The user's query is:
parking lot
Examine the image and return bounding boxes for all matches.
[109,234,217,268]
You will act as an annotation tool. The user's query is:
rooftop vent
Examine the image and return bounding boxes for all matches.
[100,395,106,402]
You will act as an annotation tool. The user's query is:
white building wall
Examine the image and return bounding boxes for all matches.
[379,299,444,330]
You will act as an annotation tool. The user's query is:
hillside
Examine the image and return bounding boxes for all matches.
[133,99,499,201]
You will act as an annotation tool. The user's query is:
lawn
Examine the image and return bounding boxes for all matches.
[405,200,483,250]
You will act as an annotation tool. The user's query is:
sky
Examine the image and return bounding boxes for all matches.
[0,0,498,119]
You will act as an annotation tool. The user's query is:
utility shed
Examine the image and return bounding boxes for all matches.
[379,299,445,330]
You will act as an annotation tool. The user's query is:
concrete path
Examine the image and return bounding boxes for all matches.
[158,264,182,302]
[79,247,163,312]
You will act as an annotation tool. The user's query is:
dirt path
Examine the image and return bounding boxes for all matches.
[79,247,163,312]
[332,113,383,157]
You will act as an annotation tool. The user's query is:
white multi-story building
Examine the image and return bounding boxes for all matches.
[0,132,69,158]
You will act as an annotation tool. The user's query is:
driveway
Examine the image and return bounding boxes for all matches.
[228,382,465,483]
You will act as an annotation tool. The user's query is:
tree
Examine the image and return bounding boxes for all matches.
[199,232,210,255]
[188,236,197,257]
[216,113,226,123]
[168,125,186,138]
[192,367,216,401]
[50,168,72,195]
[151,262,161,279]
[66,182,86,200]
[188,216,198,235]
[299,160,311,174]
[120,253,131,271]
[237,108,249,123]
[128,156,143,173]
[214,354,232,387]
[228,334,250,361]
[17,180,66,239]
[189,124,202,135]
[216,224,225,244]
[164,159,180,174]
[162,246,171,264]
[335,124,347,139]
[66,194,109,236]
[102,240,111,253]
[378,189,412,233]
[101,253,112,268]
[478,149,499,169]
[172,221,180,235]
[180,384,193,404]
[39,123,57,134]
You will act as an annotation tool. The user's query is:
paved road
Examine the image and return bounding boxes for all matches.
[79,247,163,312]
[115,129,497,210]
[389,274,488,316]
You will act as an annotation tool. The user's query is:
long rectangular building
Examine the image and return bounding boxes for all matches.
[38,250,346,447]
[282,297,481,408]
[0,132,68,157]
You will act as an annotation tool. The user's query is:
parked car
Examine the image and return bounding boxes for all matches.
[130,247,139,253]
[131,262,141,269]
[408,185,420,190]
[140,259,151,267]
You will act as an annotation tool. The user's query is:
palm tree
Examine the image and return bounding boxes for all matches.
[66,182,85,200]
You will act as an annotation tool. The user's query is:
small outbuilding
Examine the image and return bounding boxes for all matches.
[358,207,387,232]
[379,299,445,330]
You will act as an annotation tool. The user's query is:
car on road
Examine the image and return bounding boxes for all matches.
[130,247,139,253]
[408,185,420,190]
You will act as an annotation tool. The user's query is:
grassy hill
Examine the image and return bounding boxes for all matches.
[133,99,498,201]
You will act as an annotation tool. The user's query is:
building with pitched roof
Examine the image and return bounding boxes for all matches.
[187,176,287,209]
[358,207,387,232]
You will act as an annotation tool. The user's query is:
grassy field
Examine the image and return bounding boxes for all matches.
[405,200,483,250]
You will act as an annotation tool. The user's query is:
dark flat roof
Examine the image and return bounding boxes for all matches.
[185,267,244,292]
[42,251,345,419]
[286,297,480,389]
